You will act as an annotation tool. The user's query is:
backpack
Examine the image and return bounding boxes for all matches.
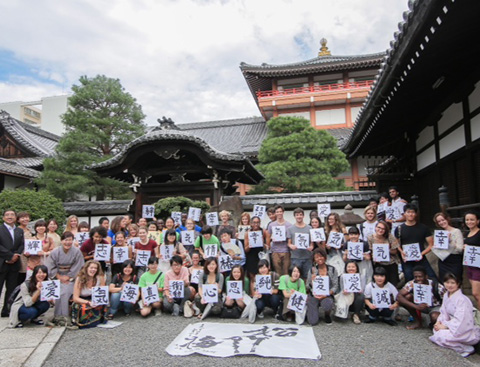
[6,284,22,312]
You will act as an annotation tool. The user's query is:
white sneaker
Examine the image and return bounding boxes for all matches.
[257,311,264,319]
[192,303,201,316]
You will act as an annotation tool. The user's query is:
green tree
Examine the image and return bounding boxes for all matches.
[37,75,146,201]
[154,197,210,220]
[251,116,350,193]
[0,189,66,226]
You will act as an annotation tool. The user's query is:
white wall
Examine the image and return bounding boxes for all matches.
[41,95,68,135]
[315,108,346,126]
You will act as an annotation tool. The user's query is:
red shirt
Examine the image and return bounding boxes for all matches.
[135,239,158,256]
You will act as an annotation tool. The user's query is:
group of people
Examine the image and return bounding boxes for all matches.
[0,186,479,357]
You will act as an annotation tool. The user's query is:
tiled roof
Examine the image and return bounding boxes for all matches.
[0,158,40,179]
[223,190,376,209]
[64,200,132,214]
[0,111,59,157]
[177,117,267,157]
[327,128,353,149]
[8,157,45,168]
[240,53,385,77]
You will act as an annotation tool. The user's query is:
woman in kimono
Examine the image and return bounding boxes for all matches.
[430,273,480,357]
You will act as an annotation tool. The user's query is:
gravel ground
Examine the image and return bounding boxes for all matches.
[44,312,480,367]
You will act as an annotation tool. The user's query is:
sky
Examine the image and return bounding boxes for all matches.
[0,0,409,126]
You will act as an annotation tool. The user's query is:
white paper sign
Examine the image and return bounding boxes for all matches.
[24,239,42,255]
[188,207,201,222]
[161,245,174,261]
[310,228,326,242]
[171,212,182,226]
[120,284,140,304]
[317,203,331,218]
[343,273,362,293]
[190,269,202,284]
[312,276,330,296]
[142,205,155,219]
[142,284,160,305]
[248,231,263,248]
[403,243,422,261]
[464,245,480,268]
[40,280,60,301]
[91,286,109,306]
[219,255,234,272]
[206,212,219,226]
[327,232,344,249]
[127,237,140,248]
[135,249,151,267]
[347,242,364,261]
[113,246,129,264]
[203,244,218,258]
[287,291,307,312]
[414,283,432,306]
[294,233,310,250]
[253,205,266,219]
[372,288,391,308]
[181,230,195,246]
[372,243,390,263]
[433,230,449,250]
[227,281,242,299]
[169,280,185,299]
[94,243,111,261]
[75,232,90,246]
[256,275,272,294]
[271,226,286,242]
[202,284,218,303]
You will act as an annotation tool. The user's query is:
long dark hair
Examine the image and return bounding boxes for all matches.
[29,265,48,293]
[164,229,178,245]
[203,257,218,275]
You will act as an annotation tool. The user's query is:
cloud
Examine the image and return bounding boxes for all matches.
[0,0,408,124]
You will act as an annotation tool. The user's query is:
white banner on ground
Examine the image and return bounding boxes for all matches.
[166,322,321,359]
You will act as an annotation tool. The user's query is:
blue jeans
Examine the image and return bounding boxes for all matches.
[403,257,437,282]
[255,293,281,314]
[18,301,50,321]
[109,292,134,316]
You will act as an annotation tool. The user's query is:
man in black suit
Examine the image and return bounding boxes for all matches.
[0,209,24,317]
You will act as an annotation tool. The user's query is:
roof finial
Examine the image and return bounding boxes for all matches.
[318,38,331,56]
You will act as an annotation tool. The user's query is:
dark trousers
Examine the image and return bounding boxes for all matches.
[403,258,437,282]
[255,293,281,314]
[18,301,50,321]
[367,306,394,320]
[0,262,19,315]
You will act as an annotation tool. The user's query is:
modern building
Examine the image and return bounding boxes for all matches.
[240,41,384,189]
[343,0,480,223]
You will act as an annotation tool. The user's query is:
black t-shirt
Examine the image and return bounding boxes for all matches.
[394,223,432,250]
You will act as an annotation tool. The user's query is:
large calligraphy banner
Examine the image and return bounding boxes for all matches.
[166,322,321,359]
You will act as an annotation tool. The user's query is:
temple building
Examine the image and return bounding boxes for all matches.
[343,0,480,223]
[240,42,384,189]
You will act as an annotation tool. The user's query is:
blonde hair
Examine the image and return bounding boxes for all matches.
[65,215,79,232]
[77,260,104,288]
[325,213,345,234]
[364,205,377,216]
[219,210,231,220]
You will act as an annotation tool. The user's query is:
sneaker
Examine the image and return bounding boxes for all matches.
[172,303,180,316]
[184,301,194,318]
[154,309,162,317]
[31,318,44,325]
[15,323,24,328]
[106,314,114,320]
[274,314,284,321]
[352,314,361,325]
[383,318,398,326]
[461,351,472,358]
[364,317,376,324]
[257,311,264,319]
[325,314,332,324]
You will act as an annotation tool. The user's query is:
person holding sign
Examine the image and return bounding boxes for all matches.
[267,205,293,276]
[278,265,306,322]
[244,216,270,284]
[195,257,224,319]
[107,216,127,245]
[181,219,201,257]
[463,211,480,307]
[134,226,158,276]
[163,255,191,316]
[342,226,372,289]
[364,267,399,325]
[395,204,436,282]
[80,226,109,272]
[108,260,137,319]
[188,251,203,296]
[25,220,55,276]
[254,259,281,319]
[222,265,249,318]
[430,273,480,357]
[337,261,365,324]
[310,217,326,251]
[236,212,250,244]
[214,210,236,238]
[72,260,107,328]
[325,213,348,277]
[367,220,400,287]
[219,228,246,269]
[307,248,339,325]
[194,226,220,259]
[110,231,132,277]
[432,212,464,283]
[138,256,164,317]
[8,265,51,328]
[287,208,313,280]
[160,229,189,265]
[359,206,378,241]
[397,265,445,330]
[161,218,180,244]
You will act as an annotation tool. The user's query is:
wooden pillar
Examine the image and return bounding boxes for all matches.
[135,190,143,221]
[351,158,360,190]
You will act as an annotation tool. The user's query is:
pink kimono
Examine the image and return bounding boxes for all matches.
[430,289,480,355]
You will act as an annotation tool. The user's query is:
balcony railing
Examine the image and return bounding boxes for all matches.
[256,80,374,98]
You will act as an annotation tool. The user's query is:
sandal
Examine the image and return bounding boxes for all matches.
[31,318,44,325]
[106,314,114,320]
